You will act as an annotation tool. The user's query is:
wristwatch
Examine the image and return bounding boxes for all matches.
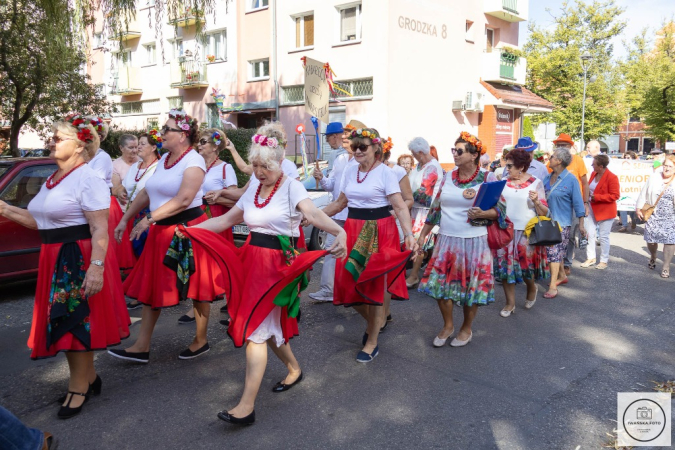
[146,214,155,225]
[90,259,104,267]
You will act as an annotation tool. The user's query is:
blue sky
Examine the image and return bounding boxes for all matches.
[520,0,674,59]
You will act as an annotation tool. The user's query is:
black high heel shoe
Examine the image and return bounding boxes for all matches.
[57,375,102,403]
[217,410,255,426]
[57,391,88,419]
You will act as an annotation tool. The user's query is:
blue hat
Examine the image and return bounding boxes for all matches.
[515,137,539,152]
[326,122,344,135]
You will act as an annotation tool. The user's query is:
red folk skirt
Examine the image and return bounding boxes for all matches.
[334,212,411,307]
[123,208,227,308]
[201,203,234,243]
[179,228,325,348]
[109,196,136,273]
[28,230,131,359]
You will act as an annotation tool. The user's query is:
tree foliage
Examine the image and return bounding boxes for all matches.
[524,0,628,144]
[0,0,113,155]
[622,22,675,144]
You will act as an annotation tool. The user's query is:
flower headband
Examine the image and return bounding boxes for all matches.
[252,134,286,148]
[89,117,105,136]
[65,113,95,143]
[350,128,382,144]
[211,131,222,146]
[148,127,163,149]
[382,137,394,154]
[458,131,486,155]
[169,108,194,132]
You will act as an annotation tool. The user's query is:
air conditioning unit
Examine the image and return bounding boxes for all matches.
[452,100,466,111]
[465,92,484,112]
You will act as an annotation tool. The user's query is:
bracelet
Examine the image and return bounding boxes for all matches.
[90,259,104,267]
[146,214,154,224]
[404,232,413,238]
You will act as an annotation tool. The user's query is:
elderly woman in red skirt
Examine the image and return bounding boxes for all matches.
[108,109,227,362]
[86,116,136,275]
[322,128,417,363]
[0,116,130,418]
[178,121,347,425]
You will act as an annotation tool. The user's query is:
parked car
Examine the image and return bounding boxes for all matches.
[0,158,57,282]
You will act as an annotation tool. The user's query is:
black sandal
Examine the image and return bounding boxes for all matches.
[649,259,656,270]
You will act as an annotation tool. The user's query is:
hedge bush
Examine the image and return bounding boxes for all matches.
[221,128,256,187]
[100,128,141,159]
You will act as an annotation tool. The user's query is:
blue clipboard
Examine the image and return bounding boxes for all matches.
[472,179,506,210]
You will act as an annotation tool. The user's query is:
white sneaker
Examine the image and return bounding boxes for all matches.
[308,289,333,302]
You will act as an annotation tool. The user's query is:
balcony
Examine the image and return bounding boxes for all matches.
[484,0,528,22]
[170,58,208,89]
[168,9,205,27]
[109,17,142,41]
[110,67,143,96]
[482,49,526,86]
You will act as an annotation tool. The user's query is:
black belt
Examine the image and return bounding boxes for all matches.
[155,207,204,226]
[347,206,392,220]
[39,224,92,244]
[249,232,299,250]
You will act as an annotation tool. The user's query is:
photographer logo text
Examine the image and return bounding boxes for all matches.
[617,393,671,447]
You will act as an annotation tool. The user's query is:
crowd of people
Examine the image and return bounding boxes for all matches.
[1,111,673,446]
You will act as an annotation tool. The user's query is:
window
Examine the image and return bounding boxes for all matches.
[93,32,104,48]
[280,77,373,105]
[486,28,494,53]
[204,30,227,62]
[144,43,157,65]
[629,116,641,123]
[114,51,133,70]
[338,3,361,42]
[0,166,56,208]
[147,118,159,130]
[249,0,268,11]
[249,59,269,80]
[117,99,160,115]
[293,13,314,48]
[171,39,184,60]
[168,96,184,109]
[207,104,220,127]
[465,21,474,42]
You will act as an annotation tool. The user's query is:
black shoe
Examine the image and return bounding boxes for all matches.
[177,314,195,324]
[386,314,393,323]
[57,391,88,419]
[57,374,101,404]
[380,321,388,333]
[107,348,150,363]
[126,301,143,310]
[217,410,255,426]
[178,342,210,360]
[219,319,230,327]
[220,304,228,313]
[272,372,303,393]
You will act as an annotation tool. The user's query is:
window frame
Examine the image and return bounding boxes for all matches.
[169,38,184,61]
[247,0,269,13]
[143,42,157,66]
[203,29,227,63]
[336,2,362,45]
[485,27,494,53]
[291,12,315,51]
[248,58,270,81]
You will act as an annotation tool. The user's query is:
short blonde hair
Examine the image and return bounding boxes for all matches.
[249,121,287,172]
[52,121,100,161]
[199,128,226,152]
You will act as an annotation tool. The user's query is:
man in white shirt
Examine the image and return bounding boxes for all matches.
[515,137,549,180]
[323,122,347,170]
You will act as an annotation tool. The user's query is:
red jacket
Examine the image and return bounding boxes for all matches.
[589,169,620,221]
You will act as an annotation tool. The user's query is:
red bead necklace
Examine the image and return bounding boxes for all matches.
[254,175,284,208]
[46,163,86,189]
[164,147,192,170]
[456,165,481,184]
[206,158,220,173]
[135,158,158,182]
[356,162,377,183]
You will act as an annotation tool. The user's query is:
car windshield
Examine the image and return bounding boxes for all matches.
[0,166,9,180]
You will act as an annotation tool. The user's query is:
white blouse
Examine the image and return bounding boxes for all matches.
[340,163,401,209]
[438,169,497,238]
[89,149,114,188]
[408,158,444,209]
[144,150,206,212]
[28,165,110,230]
[202,161,238,192]
[236,177,309,237]
[502,177,546,230]
[122,159,159,203]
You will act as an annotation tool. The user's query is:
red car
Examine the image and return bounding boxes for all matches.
[0,158,57,282]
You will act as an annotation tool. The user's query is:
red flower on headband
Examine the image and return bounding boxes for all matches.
[78,128,94,143]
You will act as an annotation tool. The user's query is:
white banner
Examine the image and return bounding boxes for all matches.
[303,58,329,123]
[584,158,654,211]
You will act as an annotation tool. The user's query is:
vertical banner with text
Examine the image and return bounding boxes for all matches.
[304,57,329,124]
[584,158,654,211]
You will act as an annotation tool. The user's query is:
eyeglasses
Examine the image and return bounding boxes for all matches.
[49,136,74,145]
[350,144,372,152]
[505,163,514,169]
[161,125,184,134]
[451,148,465,156]
[199,138,210,145]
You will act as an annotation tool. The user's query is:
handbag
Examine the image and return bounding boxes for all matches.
[487,216,514,250]
[528,215,562,246]
[641,178,672,221]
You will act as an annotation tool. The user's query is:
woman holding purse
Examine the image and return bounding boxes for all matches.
[636,155,675,278]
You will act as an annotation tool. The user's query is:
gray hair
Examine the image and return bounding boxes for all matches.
[248,121,288,172]
[553,147,573,167]
[119,134,137,148]
[408,137,430,154]
[480,153,491,165]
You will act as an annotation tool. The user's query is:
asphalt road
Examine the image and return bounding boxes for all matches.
[1,223,673,449]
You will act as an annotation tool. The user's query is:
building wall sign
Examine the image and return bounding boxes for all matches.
[397,16,447,39]
[495,108,513,133]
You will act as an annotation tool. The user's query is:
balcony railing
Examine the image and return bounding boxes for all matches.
[110,67,143,96]
[168,10,205,27]
[481,50,526,86]
[484,0,528,22]
[170,58,208,89]
[109,17,142,41]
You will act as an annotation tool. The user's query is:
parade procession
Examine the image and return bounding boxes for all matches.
[1,0,674,449]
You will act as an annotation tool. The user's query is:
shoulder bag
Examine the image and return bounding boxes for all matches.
[641,178,673,221]
[528,173,565,246]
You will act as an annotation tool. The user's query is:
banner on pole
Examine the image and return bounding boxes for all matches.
[304,57,329,123]
[584,158,654,211]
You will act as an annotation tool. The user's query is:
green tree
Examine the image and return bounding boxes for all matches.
[522,116,535,140]
[524,0,628,144]
[0,0,113,156]
[623,22,675,144]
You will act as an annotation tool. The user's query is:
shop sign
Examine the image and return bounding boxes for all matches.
[496,108,513,133]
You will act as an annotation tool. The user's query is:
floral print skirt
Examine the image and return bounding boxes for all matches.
[418,234,494,306]
[493,230,550,284]
[411,206,439,251]
[545,226,571,263]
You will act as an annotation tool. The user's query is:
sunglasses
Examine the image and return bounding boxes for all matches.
[451,148,466,156]
[49,135,74,145]
[199,138,210,145]
[350,144,372,152]
[161,125,184,134]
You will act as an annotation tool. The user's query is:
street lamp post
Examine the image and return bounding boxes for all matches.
[580,51,594,151]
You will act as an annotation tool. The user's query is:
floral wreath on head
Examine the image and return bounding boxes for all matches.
[211,131,222,146]
[252,134,285,148]
[382,137,394,154]
[168,108,194,132]
[64,113,94,143]
[147,127,163,149]
[350,128,382,145]
[88,116,105,135]
[458,131,486,155]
